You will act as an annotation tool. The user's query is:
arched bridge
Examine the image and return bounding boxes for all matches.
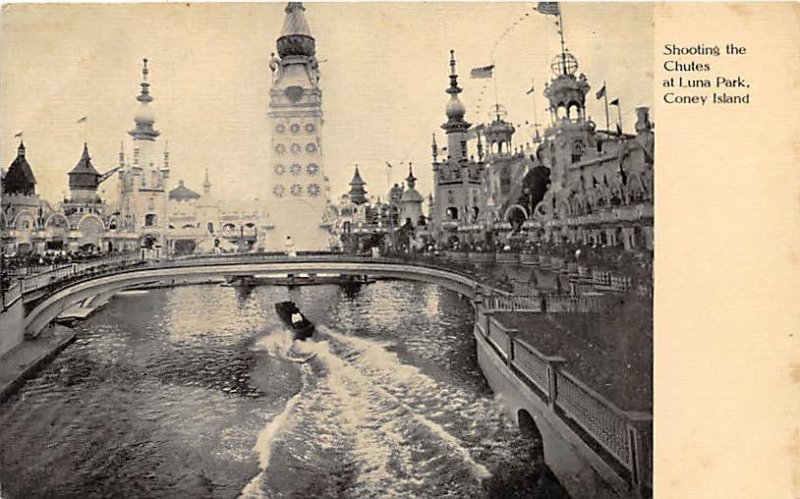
[20,254,485,338]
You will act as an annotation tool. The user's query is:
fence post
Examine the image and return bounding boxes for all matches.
[545,357,566,408]
[505,328,518,367]
[624,412,652,495]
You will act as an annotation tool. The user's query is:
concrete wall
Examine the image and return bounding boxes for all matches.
[475,331,634,498]
[0,299,25,358]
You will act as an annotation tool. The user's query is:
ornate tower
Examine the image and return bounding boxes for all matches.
[432,50,485,245]
[348,166,367,205]
[266,2,329,251]
[118,59,169,240]
[67,143,101,204]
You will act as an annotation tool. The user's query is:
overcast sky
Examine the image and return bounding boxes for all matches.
[1,2,652,206]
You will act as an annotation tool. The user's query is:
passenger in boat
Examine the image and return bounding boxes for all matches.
[291,311,303,325]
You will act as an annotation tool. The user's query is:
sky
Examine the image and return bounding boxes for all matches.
[0,2,653,207]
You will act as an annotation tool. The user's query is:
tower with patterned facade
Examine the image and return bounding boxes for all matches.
[118,59,170,246]
[431,50,485,245]
[266,2,329,251]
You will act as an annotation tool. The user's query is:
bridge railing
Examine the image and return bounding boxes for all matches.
[483,294,542,312]
[19,251,145,295]
[2,282,22,311]
[475,302,652,494]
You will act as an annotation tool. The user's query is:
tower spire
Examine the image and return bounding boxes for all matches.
[129,58,160,141]
[203,168,211,194]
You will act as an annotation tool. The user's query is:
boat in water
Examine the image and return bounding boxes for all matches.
[274,301,315,340]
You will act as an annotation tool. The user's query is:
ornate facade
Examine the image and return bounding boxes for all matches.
[265,2,330,251]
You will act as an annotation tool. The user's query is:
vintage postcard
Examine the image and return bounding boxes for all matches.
[0,2,796,498]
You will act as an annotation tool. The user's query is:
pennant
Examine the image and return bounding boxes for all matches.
[13,131,23,138]
[536,2,560,16]
[470,65,495,79]
[595,85,606,100]
[77,116,88,124]
[386,162,392,169]
[609,98,620,106]
[526,85,536,95]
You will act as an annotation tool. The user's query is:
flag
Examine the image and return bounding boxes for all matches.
[609,98,620,106]
[536,2,560,16]
[595,85,606,100]
[386,162,392,169]
[77,116,88,124]
[526,85,535,95]
[470,65,494,79]
[13,131,23,138]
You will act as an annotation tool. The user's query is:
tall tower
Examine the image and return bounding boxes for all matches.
[118,58,169,240]
[432,50,485,245]
[266,2,329,251]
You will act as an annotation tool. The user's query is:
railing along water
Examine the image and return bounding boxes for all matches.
[475,299,652,493]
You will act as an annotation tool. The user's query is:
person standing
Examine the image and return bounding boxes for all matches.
[285,236,296,258]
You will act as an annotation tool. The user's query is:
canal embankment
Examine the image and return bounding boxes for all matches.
[0,324,76,403]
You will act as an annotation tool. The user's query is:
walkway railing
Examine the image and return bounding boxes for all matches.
[18,251,145,295]
[475,303,652,493]
[1,282,22,311]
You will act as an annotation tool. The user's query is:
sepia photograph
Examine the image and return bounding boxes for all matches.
[0,2,655,497]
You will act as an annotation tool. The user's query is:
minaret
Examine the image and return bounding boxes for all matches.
[118,58,168,239]
[128,58,160,173]
[441,50,470,163]
[266,2,329,250]
[348,165,367,205]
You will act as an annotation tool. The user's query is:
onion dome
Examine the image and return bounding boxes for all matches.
[3,141,36,195]
[277,3,316,58]
[68,143,101,190]
[169,180,201,201]
[442,50,470,134]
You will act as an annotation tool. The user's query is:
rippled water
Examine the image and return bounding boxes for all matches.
[0,281,564,498]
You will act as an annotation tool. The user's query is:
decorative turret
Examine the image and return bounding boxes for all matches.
[543,53,590,122]
[202,168,212,194]
[68,143,101,191]
[483,104,516,156]
[3,141,36,196]
[405,164,417,190]
[349,165,367,205]
[431,133,439,162]
[129,59,160,142]
[442,50,470,134]
[277,2,315,58]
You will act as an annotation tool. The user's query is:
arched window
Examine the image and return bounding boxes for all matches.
[144,213,157,227]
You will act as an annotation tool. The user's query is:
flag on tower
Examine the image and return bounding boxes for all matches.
[595,85,606,100]
[77,116,88,124]
[386,162,393,169]
[609,98,620,106]
[470,65,495,79]
[526,85,535,95]
[536,2,560,16]
[13,131,23,138]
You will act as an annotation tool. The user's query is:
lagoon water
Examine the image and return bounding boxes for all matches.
[0,281,564,498]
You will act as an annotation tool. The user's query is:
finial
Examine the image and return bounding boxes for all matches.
[449,49,456,76]
[142,58,149,81]
[118,142,125,166]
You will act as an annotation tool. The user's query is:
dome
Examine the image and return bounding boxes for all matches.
[134,102,155,124]
[446,95,466,119]
[401,187,423,203]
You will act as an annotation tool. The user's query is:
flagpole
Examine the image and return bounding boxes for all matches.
[557,7,567,75]
[603,81,610,133]
[493,63,500,120]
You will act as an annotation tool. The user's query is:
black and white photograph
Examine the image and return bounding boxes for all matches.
[0,1,665,497]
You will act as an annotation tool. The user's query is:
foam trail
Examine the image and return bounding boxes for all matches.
[295,335,492,482]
